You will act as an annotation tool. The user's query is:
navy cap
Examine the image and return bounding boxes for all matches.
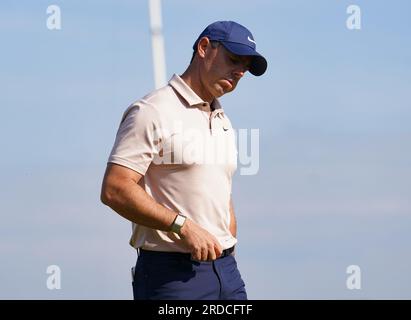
[192,21,267,76]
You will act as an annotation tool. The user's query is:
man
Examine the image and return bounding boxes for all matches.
[100,21,267,300]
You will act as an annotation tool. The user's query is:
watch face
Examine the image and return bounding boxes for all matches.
[175,215,186,227]
[171,214,186,234]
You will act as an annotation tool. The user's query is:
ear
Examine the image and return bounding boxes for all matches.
[197,37,210,59]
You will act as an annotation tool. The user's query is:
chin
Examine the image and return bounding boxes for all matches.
[212,85,225,97]
[218,89,227,96]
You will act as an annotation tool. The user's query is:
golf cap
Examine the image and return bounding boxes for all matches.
[192,21,267,76]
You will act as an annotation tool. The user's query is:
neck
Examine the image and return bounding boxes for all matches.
[180,64,214,104]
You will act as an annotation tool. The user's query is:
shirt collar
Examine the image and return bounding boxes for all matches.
[169,74,223,113]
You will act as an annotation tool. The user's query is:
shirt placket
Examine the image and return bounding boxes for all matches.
[198,103,213,134]
[197,103,226,135]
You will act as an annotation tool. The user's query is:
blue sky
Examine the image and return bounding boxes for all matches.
[1,0,410,299]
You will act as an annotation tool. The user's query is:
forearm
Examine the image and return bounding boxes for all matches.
[101,164,224,261]
[102,178,177,232]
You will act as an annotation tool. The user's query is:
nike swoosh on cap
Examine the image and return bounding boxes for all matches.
[247,36,256,44]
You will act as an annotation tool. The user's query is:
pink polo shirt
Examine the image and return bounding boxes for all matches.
[107,74,238,252]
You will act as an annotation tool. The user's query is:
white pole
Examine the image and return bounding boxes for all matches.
[148,0,167,89]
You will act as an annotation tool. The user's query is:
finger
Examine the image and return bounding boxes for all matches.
[214,243,223,258]
[191,248,201,261]
[208,247,217,261]
[201,247,208,261]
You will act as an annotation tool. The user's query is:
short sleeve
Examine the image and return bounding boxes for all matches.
[107,104,163,175]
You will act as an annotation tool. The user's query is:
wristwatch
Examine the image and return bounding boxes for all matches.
[170,213,187,235]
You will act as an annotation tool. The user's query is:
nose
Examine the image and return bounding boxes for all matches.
[233,68,246,79]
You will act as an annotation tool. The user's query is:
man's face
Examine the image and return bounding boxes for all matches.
[199,40,251,99]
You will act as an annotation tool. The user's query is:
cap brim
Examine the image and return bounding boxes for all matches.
[220,41,267,76]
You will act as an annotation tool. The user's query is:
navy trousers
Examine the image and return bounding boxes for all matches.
[132,249,247,300]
